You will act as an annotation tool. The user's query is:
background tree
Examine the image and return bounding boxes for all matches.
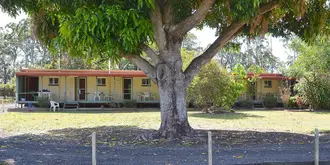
[0,18,52,83]
[217,37,281,72]
[287,37,330,110]
[2,0,329,138]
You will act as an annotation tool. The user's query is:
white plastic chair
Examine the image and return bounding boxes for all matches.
[50,101,60,112]
[143,92,155,101]
[94,92,100,101]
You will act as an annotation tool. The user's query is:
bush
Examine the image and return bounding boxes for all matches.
[187,62,247,111]
[0,83,15,97]
[239,100,253,108]
[263,93,278,108]
[36,97,50,108]
[288,96,297,108]
[279,86,291,108]
[123,100,137,108]
[295,74,330,109]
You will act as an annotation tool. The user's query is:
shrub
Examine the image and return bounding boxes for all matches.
[279,86,291,108]
[36,97,50,108]
[0,83,15,97]
[263,93,278,108]
[123,100,137,108]
[296,96,304,109]
[294,73,330,109]
[239,100,253,108]
[187,62,247,111]
[288,96,297,108]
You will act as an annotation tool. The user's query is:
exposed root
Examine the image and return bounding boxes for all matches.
[135,128,196,142]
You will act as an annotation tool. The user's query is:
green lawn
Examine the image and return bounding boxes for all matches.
[1,110,330,136]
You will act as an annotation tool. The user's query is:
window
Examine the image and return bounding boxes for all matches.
[142,79,151,86]
[97,78,106,86]
[49,78,59,86]
[264,80,272,88]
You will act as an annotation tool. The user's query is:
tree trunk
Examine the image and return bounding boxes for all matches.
[155,43,193,138]
[157,66,193,138]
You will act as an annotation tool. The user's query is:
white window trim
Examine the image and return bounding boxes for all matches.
[97,77,107,86]
[142,78,151,86]
[49,77,59,86]
[264,80,272,88]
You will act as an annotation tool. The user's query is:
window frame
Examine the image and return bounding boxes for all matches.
[141,78,151,87]
[264,80,272,88]
[49,77,59,86]
[97,77,107,86]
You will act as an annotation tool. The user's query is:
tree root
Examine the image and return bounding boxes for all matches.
[135,128,196,142]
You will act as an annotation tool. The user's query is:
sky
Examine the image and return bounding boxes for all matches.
[0,11,291,62]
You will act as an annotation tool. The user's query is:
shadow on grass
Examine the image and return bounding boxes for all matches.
[189,112,264,120]
[3,126,330,165]
[3,125,330,148]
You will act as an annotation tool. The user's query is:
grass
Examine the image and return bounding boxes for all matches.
[1,110,330,136]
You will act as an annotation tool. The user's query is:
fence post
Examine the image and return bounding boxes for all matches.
[315,128,319,165]
[2,99,4,113]
[92,132,96,165]
[208,131,212,165]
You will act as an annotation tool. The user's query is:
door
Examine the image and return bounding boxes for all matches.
[123,78,132,100]
[75,77,87,101]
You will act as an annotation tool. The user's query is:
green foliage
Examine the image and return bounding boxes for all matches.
[2,0,328,62]
[287,37,330,110]
[188,61,247,110]
[288,96,297,108]
[0,83,16,97]
[294,73,330,109]
[182,48,197,71]
[238,100,253,108]
[36,97,50,108]
[123,100,137,108]
[263,93,278,108]
[288,37,330,77]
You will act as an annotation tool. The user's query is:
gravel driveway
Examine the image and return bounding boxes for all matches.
[1,137,330,165]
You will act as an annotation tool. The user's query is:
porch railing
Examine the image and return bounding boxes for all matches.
[238,92,281,102]
[17,92,160,103]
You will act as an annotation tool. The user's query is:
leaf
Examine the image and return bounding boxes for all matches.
[235,155,243,159]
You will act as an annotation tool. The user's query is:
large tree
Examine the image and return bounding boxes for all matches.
[2,0,329,138]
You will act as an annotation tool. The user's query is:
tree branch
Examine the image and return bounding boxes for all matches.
[184,0,280,86]
[170,0,216,37]
[184,21,246,86]
[141,44,160,64]
[162,0,173,25]
[128,55,157,83]
[259,0,280,15]
[150,1,167,51]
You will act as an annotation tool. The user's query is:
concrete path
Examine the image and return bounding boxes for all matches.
[1,139,330,165]
[0,103,16,113]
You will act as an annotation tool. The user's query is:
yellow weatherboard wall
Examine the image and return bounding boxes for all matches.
[38,76,76,101]
[257,79,282,94]
[37,75,160,102]
[132,77,159,100]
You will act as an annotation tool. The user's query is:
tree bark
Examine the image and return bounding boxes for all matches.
[156,62,193,138]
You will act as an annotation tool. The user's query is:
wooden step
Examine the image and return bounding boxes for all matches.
[253,102,265,109]
[63,102,79,110]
